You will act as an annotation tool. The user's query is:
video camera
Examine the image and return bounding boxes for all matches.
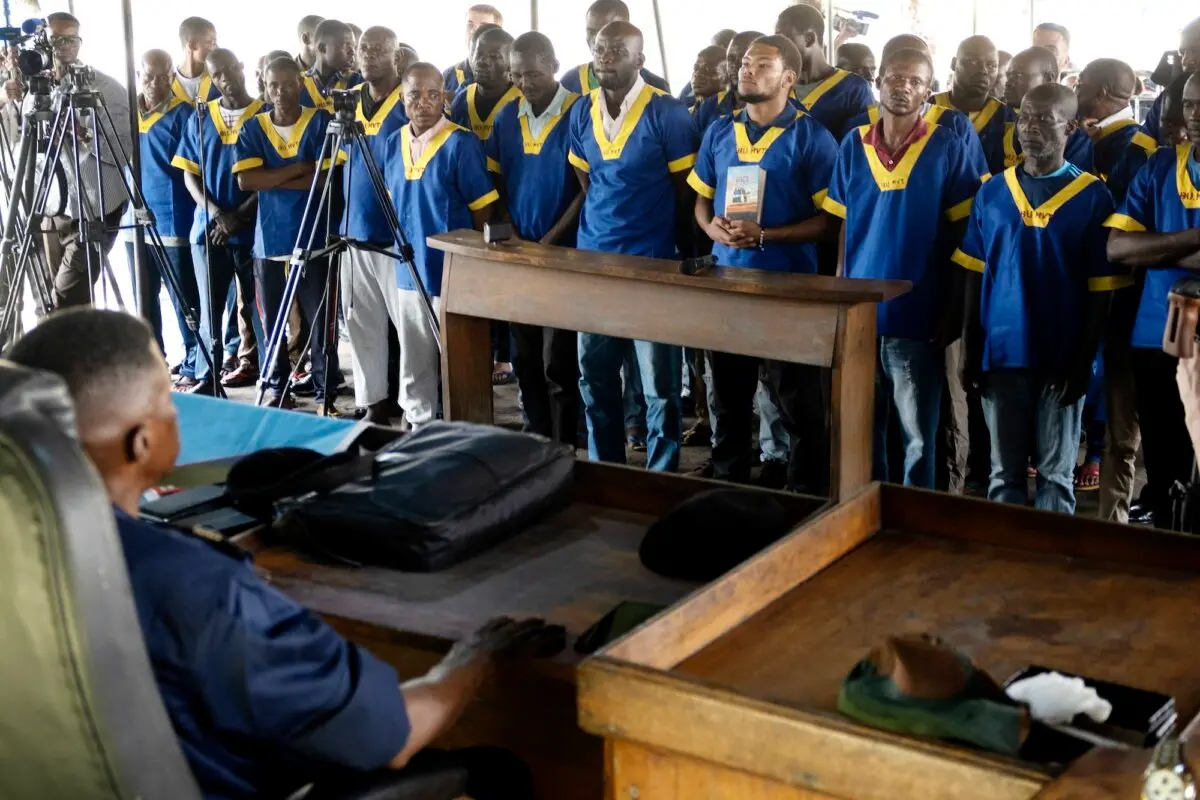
[0,18,54,79]
[1164,278,1200,358]
[329,87,359,118]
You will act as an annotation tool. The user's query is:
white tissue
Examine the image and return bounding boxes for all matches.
[1005,672,1113,726]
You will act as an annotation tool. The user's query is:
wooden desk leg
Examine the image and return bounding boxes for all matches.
[830,303,876,501]
[441,310,494,424]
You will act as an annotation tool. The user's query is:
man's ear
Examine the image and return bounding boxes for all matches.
[125,422,149,466]
[1065,117,1079,135]
[805,30,819,51]
[635,51,645,71]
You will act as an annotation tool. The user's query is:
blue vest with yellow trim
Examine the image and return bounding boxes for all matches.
[299,68,364,112]
[486,91,581,245]
[791,68,874,142]
[568,84,699,259]
[340,84,409,243]
[561,63,671,95]
[171,98,266,246]
[171,72,221,106]
[931,93,1008,175]
[1000,111,1096,173]
[138,97,196,239]
[443,60,473,96]
[232,107,339,259]
[846,103,991,180]
[449,83,523,141]
[1091,118,1156,182]
[952,165,1125,373]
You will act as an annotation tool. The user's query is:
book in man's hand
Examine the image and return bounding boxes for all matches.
[724,165,766,222]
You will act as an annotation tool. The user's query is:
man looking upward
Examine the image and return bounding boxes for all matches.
[340,28,410,426]
[1003,46,1094,171]
[568,21,698,473]
[689,34,839,491]
[933,35,1008,175]
[775,3,874,141]
[300,19,362,112]
[444,4,504,95]
[1032,22,1072,79]
[561,0,670,95]
[693,30,764,133]
[294,14,325,72]
[451,27,520,141]
[172,17,220,105]
[488,33,585,445]
[956,84,1126,514]
[824,47,982,489]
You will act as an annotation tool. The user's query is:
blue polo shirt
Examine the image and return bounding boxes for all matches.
[380,119,499,294]
[300,68,364,112]
[1105,145,1200,350]
[568,84,698,258]
[232,107,343,259]
[688,107,838,273]
[449,83,523,141]
[485,90,581,244]
[790,68,875,142]
[953,163,1129,373]
[931,93,1009,176]
[114,508,410,800]
[139,97,196,240]
[846,103,991,181]
[340,85,409,244]
[1001,112,1096,173]
[825,122,982,340]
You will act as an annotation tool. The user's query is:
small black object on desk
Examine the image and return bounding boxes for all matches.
[679,254,717,276]
[483,222,513,244]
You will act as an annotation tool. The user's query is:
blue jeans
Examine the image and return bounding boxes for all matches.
[193,242,260,383]
[223,281,240,357]
[622,342,647,432]
[757,374,791,462]
[580,334,682,472]
[874,337,944,489]
[126,241,201,380]
[981,370,1086,515]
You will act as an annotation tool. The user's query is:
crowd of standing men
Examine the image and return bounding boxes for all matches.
[16,2,1200,526]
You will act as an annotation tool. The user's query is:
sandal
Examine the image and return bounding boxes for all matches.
[492,362,515,385]
[1075,458,1101,491]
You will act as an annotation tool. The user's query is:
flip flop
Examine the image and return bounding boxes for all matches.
[1075,459,1101,491]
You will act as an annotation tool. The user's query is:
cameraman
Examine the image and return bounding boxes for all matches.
[38,12,132,309]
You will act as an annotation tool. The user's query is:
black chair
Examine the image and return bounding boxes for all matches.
[0,362,481,800]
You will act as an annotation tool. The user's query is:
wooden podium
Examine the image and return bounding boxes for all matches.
[427,231,909,500]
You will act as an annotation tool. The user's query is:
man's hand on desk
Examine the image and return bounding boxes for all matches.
[443,617,566,671]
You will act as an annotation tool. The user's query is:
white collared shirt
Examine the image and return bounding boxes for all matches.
[518,84,570,139]
[1095,106,1135,129]
[599,74,646,140]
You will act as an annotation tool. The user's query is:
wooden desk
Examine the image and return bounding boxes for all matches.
[578,484,1200,800]
[427,231,909,500]
[238,462,826,799]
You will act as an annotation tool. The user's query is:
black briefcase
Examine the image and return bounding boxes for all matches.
[269,422,576,571]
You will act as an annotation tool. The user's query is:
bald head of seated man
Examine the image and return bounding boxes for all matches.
[5,309,552,800]
[1005,45,1060,110]
[1075,57,1138,127]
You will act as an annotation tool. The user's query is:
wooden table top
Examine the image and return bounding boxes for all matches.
[677,527,1200,722]
[253,501,699,665]
[428,230,911,305]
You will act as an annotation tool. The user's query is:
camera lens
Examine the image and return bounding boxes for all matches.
[17,48,47,76]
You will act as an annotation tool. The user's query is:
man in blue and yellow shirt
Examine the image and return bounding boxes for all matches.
[1002,47,1094,172]
[689,35,839,492]
[955,84,1127,515]
[381,63,499,429]
[931,35,1009,176]
[173,48,265,395]
[825,47,982,489]
[1075,57,1158,523]
[338,28,409,426]
[775,4,874,141]
[171,17,220,105]
[488,33,584,445]
[568,21,698,472]
[692,30,764,134]
[234,58,341,408]
[1105,72,1200,528]
[561,0,670,96]
[450,28,522,146]
[299,19,362,112]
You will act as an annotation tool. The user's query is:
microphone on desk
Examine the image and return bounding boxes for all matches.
[483,221,513,244]
[679,254,716,276]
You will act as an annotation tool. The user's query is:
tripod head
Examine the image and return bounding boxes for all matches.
[329,88,360,125]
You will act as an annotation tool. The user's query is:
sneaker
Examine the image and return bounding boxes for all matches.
[755,459,788,490]
[290,374,318,398]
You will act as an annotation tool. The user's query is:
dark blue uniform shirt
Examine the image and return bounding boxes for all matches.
[114,508,410,800]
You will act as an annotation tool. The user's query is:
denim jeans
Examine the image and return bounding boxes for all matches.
[579,333,682,472]
[981,370,1086,515]
[193,242,261,383]
[127,241,201,380]
[757,373,791,462]
[255,256,339,397]
[223,281,240,357]
[874,337,944,489]
[621,341,647,432]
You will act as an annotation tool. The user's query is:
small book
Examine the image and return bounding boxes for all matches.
[724,165,766,222]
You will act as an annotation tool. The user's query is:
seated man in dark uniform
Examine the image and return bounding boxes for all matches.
[5,307,541,800]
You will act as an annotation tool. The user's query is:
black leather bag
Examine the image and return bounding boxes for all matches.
[271,422,575,571]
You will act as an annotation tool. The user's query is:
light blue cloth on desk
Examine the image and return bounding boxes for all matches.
[173,394,362,466]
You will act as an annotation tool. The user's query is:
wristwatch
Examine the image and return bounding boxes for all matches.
[1143,734,1197,800]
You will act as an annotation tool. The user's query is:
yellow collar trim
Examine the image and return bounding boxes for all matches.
[455,65,467,85]
[1176,145,1200,209]
[401,121,461,179]
[208,98,265,144]
[589,83,659,160]
[357,84,405,135]
[1003,167,1098,228]
[1096,118,1140,140]
[578,64,591,91]
[467,83,522,140]
[868,105,946,125]
[172,73,212,106]
[1003,122,1022,168]
[799,68,850,110]
[139,96,189,133]
[519,92,579,155]
[304,73,354,111]
[731,109,800,163]
[859,122,938,192]
[258,107,319,159]
[934,93,1001,133]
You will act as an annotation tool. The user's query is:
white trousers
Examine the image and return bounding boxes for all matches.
[341,247,402,407]
[396,288,441,426]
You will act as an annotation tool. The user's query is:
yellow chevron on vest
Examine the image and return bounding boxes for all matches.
[1003,167,1098,228]
[401,122,463,180]
[519,92,579,155]
[467,83,522,140]
[209,98,265,144]
[1177,144,1200,209]
[731,108,800,163]
[588,83,663,161]
[139,96,189,133]
[798,68,851,110]
[357,84,404,135]
[260,107,319,159]
[933,93,1001,133]
[171,72,212,106]
[858,123,939,192]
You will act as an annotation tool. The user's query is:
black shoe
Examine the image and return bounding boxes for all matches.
[290,374,318,398]
[755,459,788,490]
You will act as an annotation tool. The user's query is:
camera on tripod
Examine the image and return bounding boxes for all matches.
[329,87,359,118]
[1164,278,1200,358]
[0,18,54,79]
